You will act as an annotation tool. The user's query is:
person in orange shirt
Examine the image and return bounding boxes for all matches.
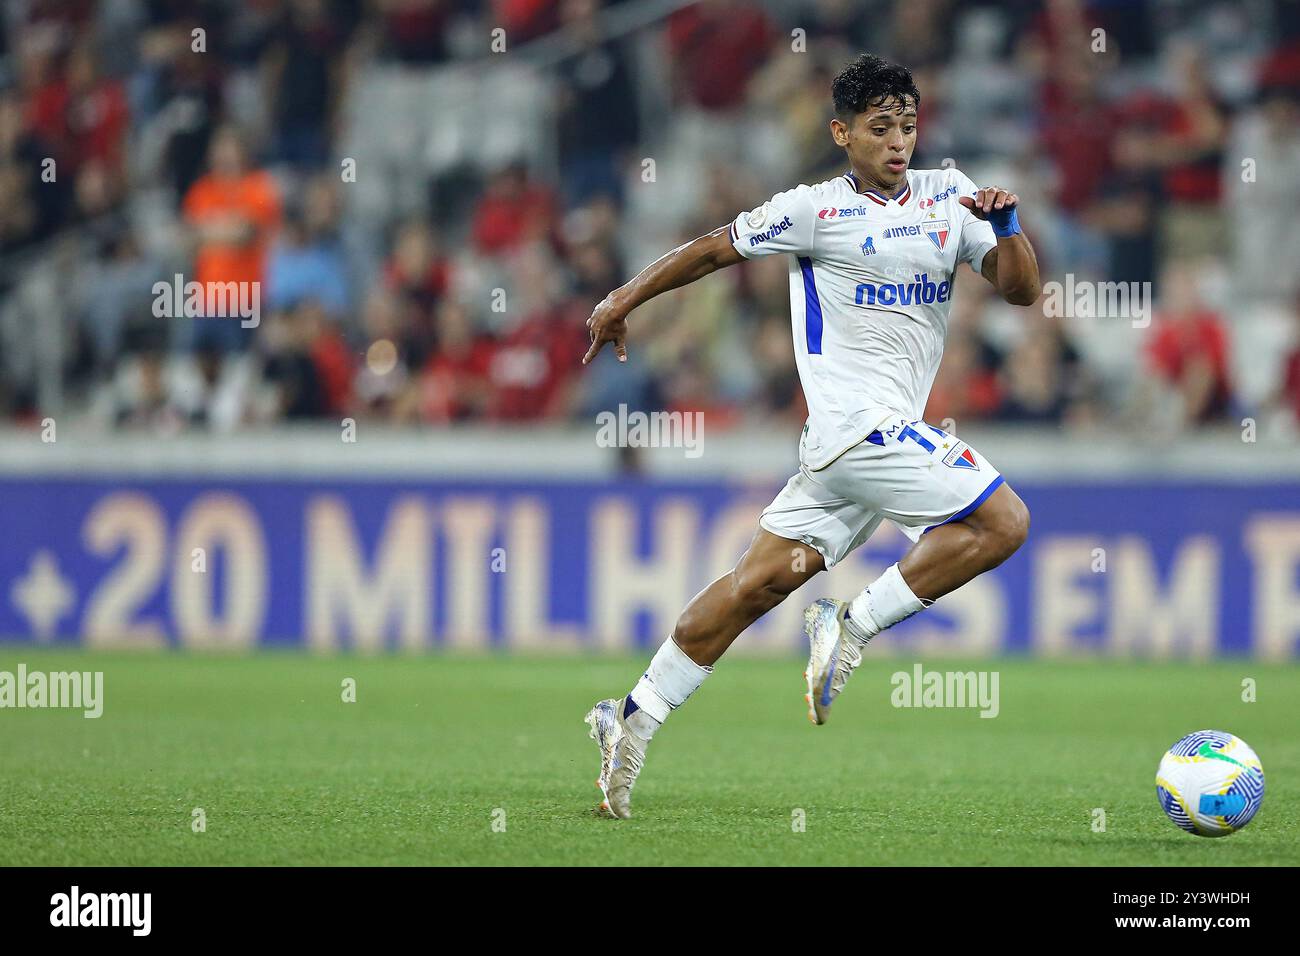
[181,125,281,351]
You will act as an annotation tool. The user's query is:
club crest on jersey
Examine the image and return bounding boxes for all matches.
[861,235,876,256]
[923,218,951,251]
[942,442,979,470]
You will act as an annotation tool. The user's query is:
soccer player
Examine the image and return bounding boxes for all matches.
[581,54,1040,818]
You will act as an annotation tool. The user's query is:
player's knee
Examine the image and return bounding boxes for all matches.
[730,565,797,616]
[672,603,709,648]
[987,498,1030,564]
[671,564,793,648]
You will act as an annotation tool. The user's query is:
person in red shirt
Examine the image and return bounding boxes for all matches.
[27,41,129,178]
[1146,262,1232,424]
[1281,350,1300,425]
[298,299,354,416]
[419,301,494,423]
[486,303,586,421]
[1275,295,1300,427]
[470,162,556,256]
[384,219,451,307]
[666,0,776,112]
[1029,0,1116,215]
[1112,50,1226,207]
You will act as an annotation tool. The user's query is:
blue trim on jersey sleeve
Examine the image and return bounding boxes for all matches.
[798,256,823,355]
[922,475,1005,534]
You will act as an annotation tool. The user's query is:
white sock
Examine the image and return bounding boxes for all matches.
[843,563,929,644]
[624,636,712,739]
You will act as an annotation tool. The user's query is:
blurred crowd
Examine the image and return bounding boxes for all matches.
[2,0,1300,436]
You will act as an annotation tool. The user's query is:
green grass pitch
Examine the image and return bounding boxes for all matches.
[1,650,1296,866]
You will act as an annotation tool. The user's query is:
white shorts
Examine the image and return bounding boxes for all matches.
[759,417,1005,568]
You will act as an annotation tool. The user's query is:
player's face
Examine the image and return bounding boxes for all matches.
[833,98,917,189]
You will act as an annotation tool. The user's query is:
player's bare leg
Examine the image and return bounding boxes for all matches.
[896,483,1030,597]
[586,529,824,817]
[588,487,1029,812]
[672,529,827,665]
[807,483,1030,723]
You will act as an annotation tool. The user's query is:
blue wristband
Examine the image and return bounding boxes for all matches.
[987,205,1021,239]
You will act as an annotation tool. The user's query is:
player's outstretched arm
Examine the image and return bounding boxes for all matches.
[582,225,744,365]
[960,187,1041,307]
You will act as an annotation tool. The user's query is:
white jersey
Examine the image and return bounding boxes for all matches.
[730,167,997,470]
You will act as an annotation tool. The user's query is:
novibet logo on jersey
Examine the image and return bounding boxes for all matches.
[855,273,952,306]
[748,215,794,246]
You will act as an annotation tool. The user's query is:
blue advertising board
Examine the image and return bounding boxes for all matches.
[1,477,1298,657]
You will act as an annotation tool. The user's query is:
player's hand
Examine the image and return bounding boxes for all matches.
[959,187,1019,219]
[583,294,630,365]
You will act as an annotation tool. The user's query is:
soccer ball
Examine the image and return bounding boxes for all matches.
[1156,730,1264,837]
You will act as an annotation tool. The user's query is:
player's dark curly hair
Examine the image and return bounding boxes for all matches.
[831,54,920,119]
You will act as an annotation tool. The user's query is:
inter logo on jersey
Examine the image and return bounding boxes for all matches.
[923,218,950,251]
[942,442,979,470]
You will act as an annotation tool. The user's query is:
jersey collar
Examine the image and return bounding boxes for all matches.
[845,170,911,207]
